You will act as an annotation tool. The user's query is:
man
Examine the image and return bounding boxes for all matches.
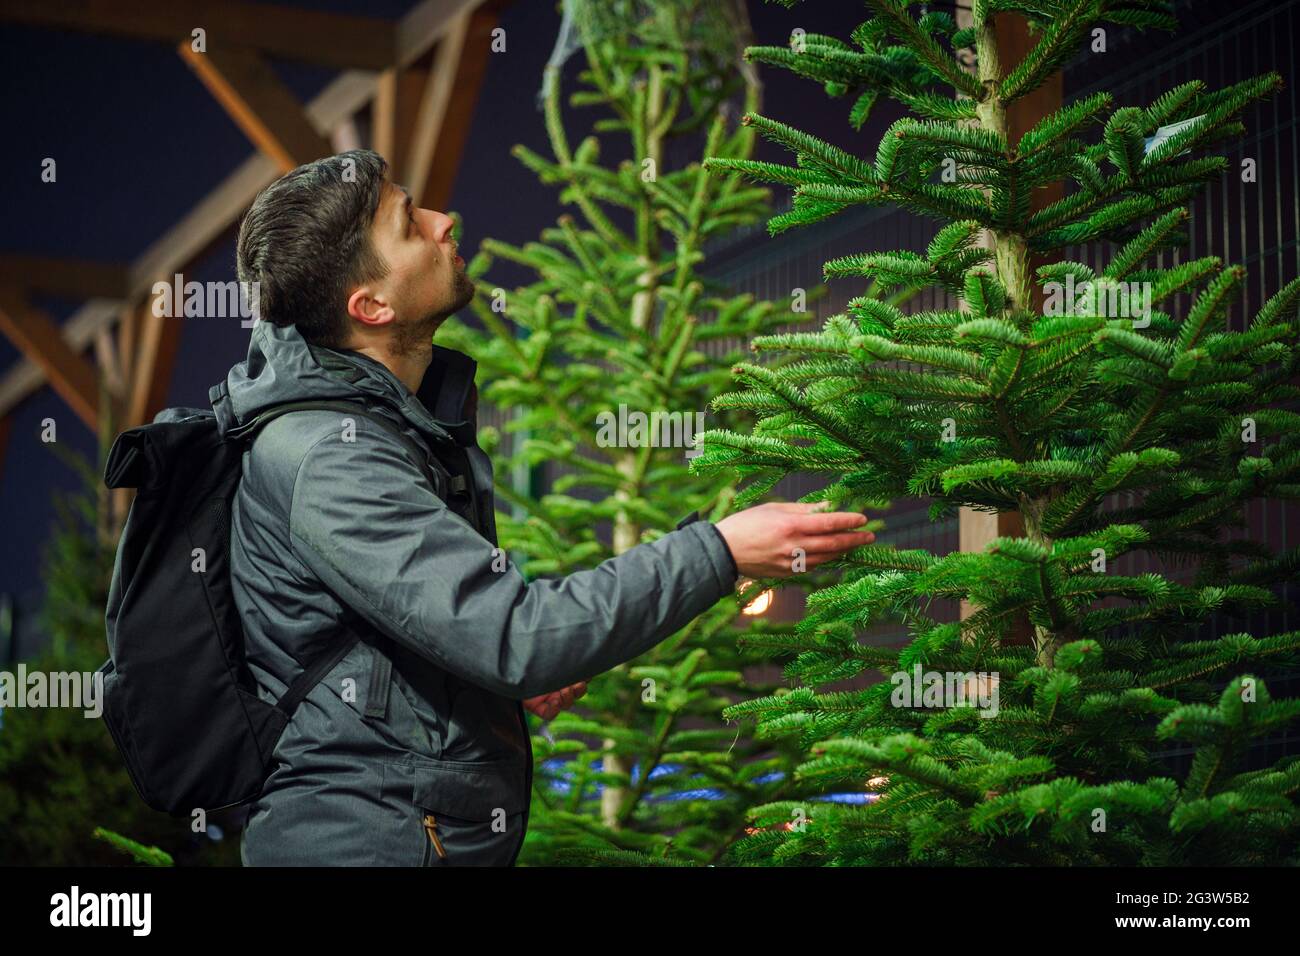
[218,149,873,866]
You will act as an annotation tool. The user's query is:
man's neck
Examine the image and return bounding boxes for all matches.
[346,341,432,395]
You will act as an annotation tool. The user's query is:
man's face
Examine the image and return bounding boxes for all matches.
[346,178,474,353]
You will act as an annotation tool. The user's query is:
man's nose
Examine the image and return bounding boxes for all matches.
[428,210,454,243]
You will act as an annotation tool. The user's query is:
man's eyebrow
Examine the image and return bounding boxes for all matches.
[392,185,413,228]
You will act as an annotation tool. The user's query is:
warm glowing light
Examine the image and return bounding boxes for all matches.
[741,588,774,615]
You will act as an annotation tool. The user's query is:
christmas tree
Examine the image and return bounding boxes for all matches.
[437,0,814,865]
[695,0,1300,864]
[0,449,234,865]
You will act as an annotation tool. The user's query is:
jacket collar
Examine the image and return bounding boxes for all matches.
[211,319,479,449]
[309,342,480,447]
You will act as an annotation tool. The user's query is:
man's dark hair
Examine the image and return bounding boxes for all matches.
[236,149,391,348]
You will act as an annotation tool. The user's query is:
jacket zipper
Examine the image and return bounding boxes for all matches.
[509,702,533,866]
[423,813,447,861]
[460,444,532,867]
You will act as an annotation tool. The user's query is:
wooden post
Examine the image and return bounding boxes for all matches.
[956,11,1063,626]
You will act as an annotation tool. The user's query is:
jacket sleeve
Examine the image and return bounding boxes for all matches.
[286,424,738,698]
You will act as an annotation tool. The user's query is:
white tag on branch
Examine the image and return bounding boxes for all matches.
[1143,115,1205,157]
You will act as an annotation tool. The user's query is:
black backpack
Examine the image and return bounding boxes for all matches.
[96,399,467,815]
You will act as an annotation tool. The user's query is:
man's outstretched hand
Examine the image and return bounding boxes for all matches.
[524,681,588,721]
[714,501,874,578]
[521,503,868,715]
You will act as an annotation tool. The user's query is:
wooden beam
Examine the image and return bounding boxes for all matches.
[126,299,183,428]
[107,302,142,528]
[93,324,123,400]
[118,301,139,389]
[0,256,129,300]
[415,3,502,210]
[373,70,399,169]
[0,288,98,428]
[373,50,435,183]
[330,117,363,154]
[395,0,487,68]
[179,41,335,173]
[405,12,474,209]
[0,0,492,418]
[0,0,395,71]
[0,300,116,417]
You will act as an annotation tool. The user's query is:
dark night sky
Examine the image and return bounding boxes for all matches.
[0,0,874,654]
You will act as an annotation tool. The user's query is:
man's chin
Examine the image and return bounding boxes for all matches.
[451,272,475,312]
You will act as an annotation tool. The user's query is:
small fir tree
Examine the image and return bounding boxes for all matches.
[439,0,815,864]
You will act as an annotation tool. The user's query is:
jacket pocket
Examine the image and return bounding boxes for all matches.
[408,757,528,866]
[440,675,530,763]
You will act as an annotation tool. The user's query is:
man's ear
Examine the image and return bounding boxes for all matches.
[346,286,395,328]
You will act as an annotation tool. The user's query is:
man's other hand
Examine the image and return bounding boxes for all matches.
[714,501,874,578]
[524,681,588,721]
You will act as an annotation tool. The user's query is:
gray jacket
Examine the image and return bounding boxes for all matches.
[215,321,738,866]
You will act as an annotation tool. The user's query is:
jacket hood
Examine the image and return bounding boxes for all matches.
[210,320,478,448]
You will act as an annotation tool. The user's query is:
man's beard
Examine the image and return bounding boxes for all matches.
[391,271,476,357]
[449,267,475,313]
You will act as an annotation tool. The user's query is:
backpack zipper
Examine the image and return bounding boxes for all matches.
[423,813,447,860]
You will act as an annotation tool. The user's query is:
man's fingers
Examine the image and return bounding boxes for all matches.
[769,500,834,514]
[791,511,870,535]
[799,530,876,555]
[533,683,586,720]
